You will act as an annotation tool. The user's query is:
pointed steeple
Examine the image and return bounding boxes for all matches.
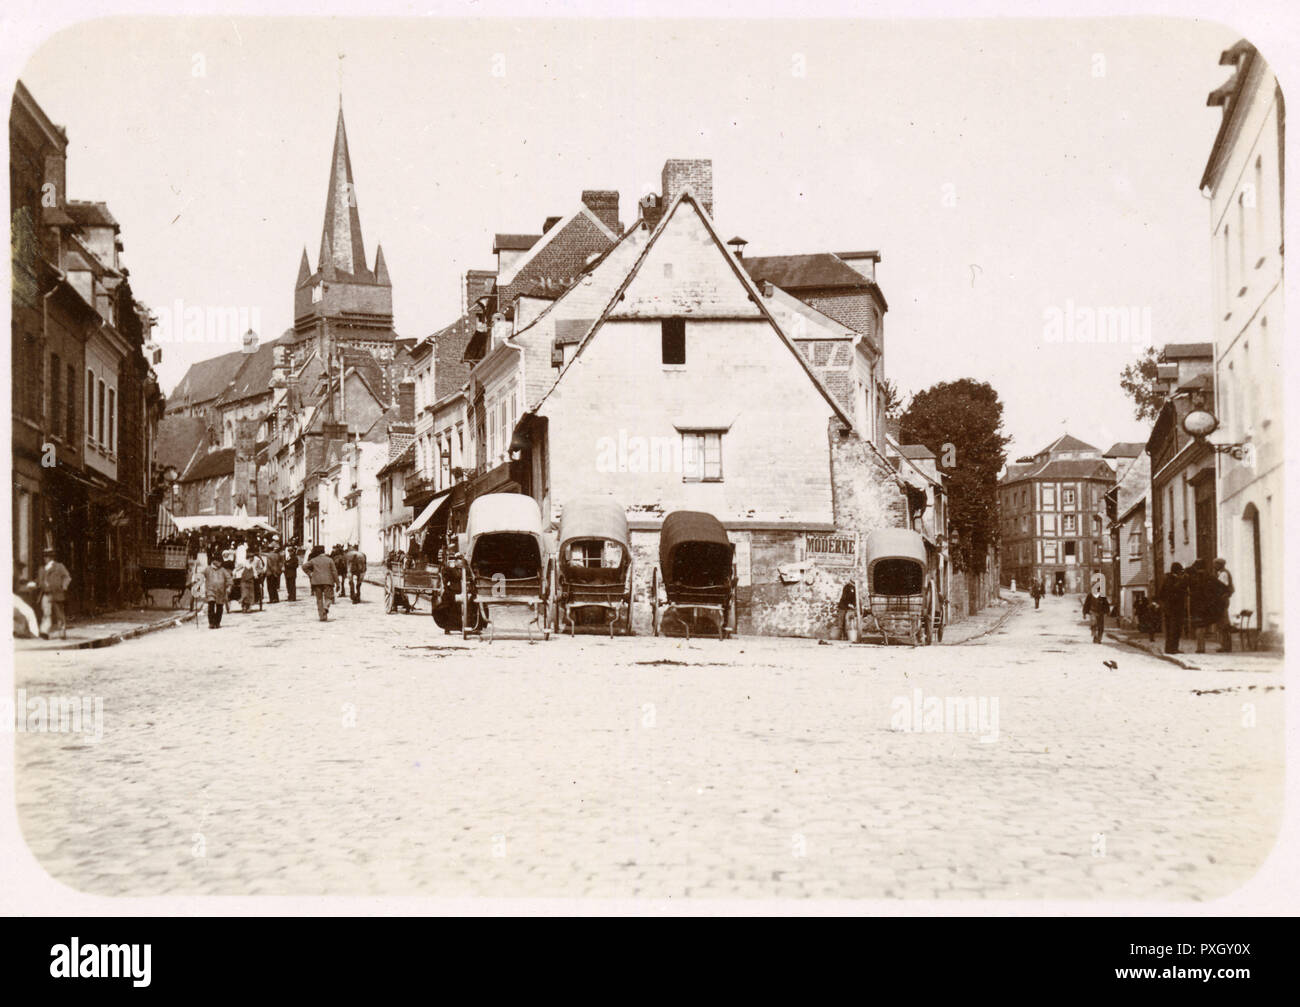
[320,105,368,277]
[374,243,390,286]
[319,231,336,280]
[297,247,312,285]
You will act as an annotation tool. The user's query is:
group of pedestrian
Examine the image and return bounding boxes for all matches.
[191,535,308,630]
[1157,557,1235,655]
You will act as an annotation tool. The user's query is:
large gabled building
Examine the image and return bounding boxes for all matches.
[1201,39,1284,645]
[1000,434,1116,595]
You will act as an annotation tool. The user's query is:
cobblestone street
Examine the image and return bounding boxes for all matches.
[12,589,1284,901]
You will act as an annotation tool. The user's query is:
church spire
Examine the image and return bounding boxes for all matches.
[320,105,368,277]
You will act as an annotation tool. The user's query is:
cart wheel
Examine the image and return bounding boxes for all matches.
[923,593,934,646]
[651,569,660,637]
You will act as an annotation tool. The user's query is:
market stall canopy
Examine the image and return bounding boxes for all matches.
[168,513,275,534]
[406,489,453,538]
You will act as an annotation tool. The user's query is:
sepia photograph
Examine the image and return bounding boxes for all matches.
[1,0,1294,933]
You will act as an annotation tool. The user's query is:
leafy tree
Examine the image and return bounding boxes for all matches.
[1120,345,1164,422]
[899,379,1011,579]
[880,378,907,421]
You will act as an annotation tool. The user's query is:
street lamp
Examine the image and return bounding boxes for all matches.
[1180,408,1251,461]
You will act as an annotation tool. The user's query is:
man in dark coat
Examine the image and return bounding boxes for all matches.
[1082,584,1111,643]
[284,541,300,602]
[1159,562,1188,654]
[263,541,283,603]
[1187,558,1220,654]
[303,545,338,621]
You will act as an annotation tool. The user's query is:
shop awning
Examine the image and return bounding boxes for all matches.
[406,489,453,538]
[170,514,276,534]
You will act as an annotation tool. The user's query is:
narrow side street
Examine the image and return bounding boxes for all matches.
[13,589,1282,901]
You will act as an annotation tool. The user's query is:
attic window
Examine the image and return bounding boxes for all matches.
[661,319,685,366]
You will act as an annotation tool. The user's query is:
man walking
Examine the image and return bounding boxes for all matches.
[284,541,300,602]
[1187,558,1220,655]
[264,540,282,603]
[1082,583,1110,643]
[251,547,267,608]
[35,546,72,640]
[1159,562,1187,654]
[303,545,337,622]
[204,557,232,629]
[1030,579,1043,610]
[1213,557,1235,652]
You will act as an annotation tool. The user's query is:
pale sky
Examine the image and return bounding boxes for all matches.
[18,15,1240,458]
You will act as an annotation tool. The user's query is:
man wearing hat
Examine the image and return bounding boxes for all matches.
[35,546,72,640]
[263,537,283,603]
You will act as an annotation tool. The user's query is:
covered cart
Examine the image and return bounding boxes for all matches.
[552,496,634,636]
[385,490,453,616]
[456,493,551,641]
[846,528,942,646]
[651,510,736,640]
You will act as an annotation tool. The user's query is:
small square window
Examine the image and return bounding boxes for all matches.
[661,319,685,366]
[682,430,722,482]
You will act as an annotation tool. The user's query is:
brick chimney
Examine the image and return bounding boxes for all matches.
[464,269,496,313]
[397,378,415,423]
[581,190,620,233]
[661,159,713,218]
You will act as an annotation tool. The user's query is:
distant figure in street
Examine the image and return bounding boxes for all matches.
[235,553,256,613]
[303,545,337,622]
[284,542,300,602]
[36,546,72,640]
[1159,562,1187,654]
[347,545,367,604]
[1187,558,1220,655]
[263,540,283,603]
[1030,579,1044,609]
[189,552,209,612]
[204,557,232,629]
[1213,558,1235,652]
[223,549,238,612]
[250,548,267,606]
[1082,584,1110,643]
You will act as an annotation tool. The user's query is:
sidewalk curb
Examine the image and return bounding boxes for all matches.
[1107,631,1197,669]
[950,598,1025,646]
[26,610,198,652]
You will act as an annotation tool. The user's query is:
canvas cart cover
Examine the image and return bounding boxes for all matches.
[863,528,928,567]
[864,527,927,596]
[465,493,545,552]
[559,497,630,551]
[659,510,732,585]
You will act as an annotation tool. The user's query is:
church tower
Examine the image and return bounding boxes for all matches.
[293,103,395,366]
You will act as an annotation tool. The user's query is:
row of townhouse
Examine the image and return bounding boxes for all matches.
[1105,40,1284,646]
[10,82,167,614]
[381,157,959,637]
